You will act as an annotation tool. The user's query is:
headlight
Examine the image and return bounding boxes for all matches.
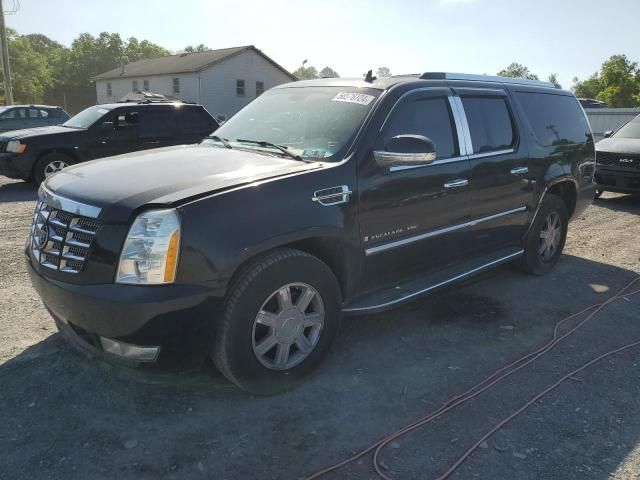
[116,209,181,285]
[6,140,26,153]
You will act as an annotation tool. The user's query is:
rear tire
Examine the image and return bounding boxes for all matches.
[33,153,74,186]
[518,194,569,275]
[213,248,342,395]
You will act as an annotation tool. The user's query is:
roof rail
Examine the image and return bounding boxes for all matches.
[420,72,561,89]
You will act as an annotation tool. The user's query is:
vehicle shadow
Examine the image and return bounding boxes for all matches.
[595,192,640,214]
[0,179,37,203]
[1,254,639,480]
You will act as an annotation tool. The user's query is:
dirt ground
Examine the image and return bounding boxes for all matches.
[1,176,639,480]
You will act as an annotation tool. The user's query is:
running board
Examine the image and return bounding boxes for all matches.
[343,247,524,315]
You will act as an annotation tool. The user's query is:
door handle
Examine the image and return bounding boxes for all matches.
[510,166,529,175]
[443,179,469,189]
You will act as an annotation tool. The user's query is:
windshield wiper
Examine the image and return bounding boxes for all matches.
[208,135,233,149]
[235,139,306,162]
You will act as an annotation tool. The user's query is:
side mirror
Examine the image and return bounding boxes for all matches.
[603,130,613,138]
[99,121,114,134]
[374,134,436,171]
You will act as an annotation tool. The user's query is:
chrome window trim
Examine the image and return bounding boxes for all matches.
[447,96,469,156]
[451,96,473,155]
[378,87,453,134]
[344,249,525,313]
[365,206,527,256]
[39,185,102,219]
[467,148,515,160]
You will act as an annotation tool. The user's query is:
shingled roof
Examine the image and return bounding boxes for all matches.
[93,45,296,81]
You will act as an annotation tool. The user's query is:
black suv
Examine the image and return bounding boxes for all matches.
[0,104,69,132]
[0,102,218,184]
[26,73,595,394]
[594,114,640,197]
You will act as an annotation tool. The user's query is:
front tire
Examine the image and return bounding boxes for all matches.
[519,194,569,275]
[213,248,342,394]
[33,153,74,185]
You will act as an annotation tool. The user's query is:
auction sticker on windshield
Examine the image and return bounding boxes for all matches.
[332,92,375,106]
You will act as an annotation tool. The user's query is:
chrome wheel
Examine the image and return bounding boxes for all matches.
[43,160,68,177]
[538,211,562,261]
[252,282,325,371]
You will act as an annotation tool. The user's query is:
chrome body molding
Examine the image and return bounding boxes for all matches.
[343,249,525,313]
[448,96,471,156]
[467,148,515,160]
[311,185,352,206]
[365,206,527,256]
[39,184,102,219]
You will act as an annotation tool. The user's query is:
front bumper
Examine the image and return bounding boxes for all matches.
[0,152,34,179]
[26,256,221,367]
[595,168,640,194]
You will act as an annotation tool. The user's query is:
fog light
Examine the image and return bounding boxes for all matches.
[99,337,160,362]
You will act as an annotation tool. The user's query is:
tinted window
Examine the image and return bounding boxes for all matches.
[140,110,175,138]
[516,92,590,146]
[461,97,514,153]
[180,108,215,134]
[115,111,140,129]
[383,96,457,159]
[613,115,640,139]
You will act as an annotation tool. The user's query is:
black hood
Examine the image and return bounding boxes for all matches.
[596,137,640,155]
[0,125,79,140]
[44,144,321,216]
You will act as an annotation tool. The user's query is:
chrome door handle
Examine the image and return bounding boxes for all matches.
[443,179,469,189]
[510,166,529,175]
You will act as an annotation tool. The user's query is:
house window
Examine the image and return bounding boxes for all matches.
[106,82,112,97]
[256,81,264,97]
[143,79,149,91]
[236,79,245,96]
[132,80,138,92]
[173,77,180,94]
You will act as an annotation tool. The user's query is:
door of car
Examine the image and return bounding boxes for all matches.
[27,108,50,128]
[358,88,472,290]
[138,108,181,150]
[89,109,141,159]
[0,107,29,132]
[453,88,532,254]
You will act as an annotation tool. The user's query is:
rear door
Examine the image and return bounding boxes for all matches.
[138,108,177,150]
[89,108,141,158]
[453,88,531,254]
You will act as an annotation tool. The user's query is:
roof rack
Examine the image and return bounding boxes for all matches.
[420,72,561,89]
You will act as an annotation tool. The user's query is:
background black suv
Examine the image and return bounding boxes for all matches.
[595,114,640,197]
[0,102,218,184]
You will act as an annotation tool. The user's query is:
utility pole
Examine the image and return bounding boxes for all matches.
[0,0,13,105]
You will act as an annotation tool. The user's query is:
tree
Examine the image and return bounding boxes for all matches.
[573,54,640,107]
[547,73,559,84]
[497,62,539,80]
[319,66,339,78]
[293,65,319,80]
[376,66,391,77]
[184,44,208,53]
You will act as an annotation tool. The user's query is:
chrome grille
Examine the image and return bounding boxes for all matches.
[30,200,100,274]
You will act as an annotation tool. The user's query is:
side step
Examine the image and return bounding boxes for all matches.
[342,247,524,315]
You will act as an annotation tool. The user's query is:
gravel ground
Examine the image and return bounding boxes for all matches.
[1,176,639,480]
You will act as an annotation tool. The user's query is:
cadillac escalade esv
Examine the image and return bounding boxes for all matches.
[26,72,595,394]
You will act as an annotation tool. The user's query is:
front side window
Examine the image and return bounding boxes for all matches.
[173,77,180,94]
[236,79,245,96]
[383,96,457,159]
[63,106,111,129]
[461,96,515,153]
[115,111,140,130]
[515,92,590,146]
[210,86,381,161]
[612,115,640,139]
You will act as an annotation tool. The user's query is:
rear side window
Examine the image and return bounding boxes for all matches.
[461,97,515,153]
[515,92,590,146]
[180,108,216,134]
[140,109,176,138]
[384,96,457,159]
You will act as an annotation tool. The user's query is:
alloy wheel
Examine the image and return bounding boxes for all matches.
[538,211,562,261]
[251,282,325,370]
[43,160,68,177]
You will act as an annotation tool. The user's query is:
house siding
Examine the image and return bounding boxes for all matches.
[95,49,294,119]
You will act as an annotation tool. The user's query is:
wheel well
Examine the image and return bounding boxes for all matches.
[548,181,577,218]
[33,149,79,175]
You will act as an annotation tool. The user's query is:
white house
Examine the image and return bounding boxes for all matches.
[93,45,297,120]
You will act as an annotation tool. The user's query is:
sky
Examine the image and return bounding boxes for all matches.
[5,0,640,88]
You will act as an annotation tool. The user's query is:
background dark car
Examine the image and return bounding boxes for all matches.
[0,101,219,185]
[0,105,70,132]
[595,114,640,197]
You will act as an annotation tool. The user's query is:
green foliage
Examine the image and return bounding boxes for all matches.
[497,62,539,80]
[184,44,208,53]
[319,66,339,78]
[376,66,391,77]
[547,73,559,84]
[572,55,640,107]
[292,65,319,80]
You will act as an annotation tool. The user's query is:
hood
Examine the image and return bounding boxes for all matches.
[596,137,640,156]
[0,125,78,140]
[44,144,321,216]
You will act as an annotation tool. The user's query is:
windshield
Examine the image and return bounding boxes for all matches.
[613,115,640,139]
[207,86,381,161]
[63,105,111,129]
